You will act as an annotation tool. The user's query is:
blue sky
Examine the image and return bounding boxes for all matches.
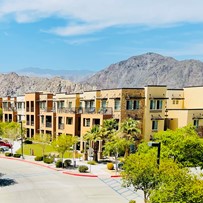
[1,0,203,72]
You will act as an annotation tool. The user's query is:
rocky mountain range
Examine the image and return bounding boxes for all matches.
[1,52,203,97]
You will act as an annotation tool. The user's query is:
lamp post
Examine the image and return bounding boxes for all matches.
[19,121,24,159]
[148,141,161,168]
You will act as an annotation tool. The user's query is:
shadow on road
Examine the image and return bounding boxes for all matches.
[0,173,17,187]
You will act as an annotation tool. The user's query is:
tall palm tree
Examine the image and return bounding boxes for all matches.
[83,125,101,162]
[119,118,141,157]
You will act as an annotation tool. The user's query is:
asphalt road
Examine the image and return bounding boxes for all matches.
[0,158,128,203]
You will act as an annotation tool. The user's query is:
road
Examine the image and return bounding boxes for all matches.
[0,158,128,203]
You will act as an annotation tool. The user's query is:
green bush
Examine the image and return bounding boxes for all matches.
[34,156,43,161]
[55,159,63,168]
[107,162,114,170]
[63,159,72,168]
[129,200,136,203]
[87,160,97,165]
[43,156,54,164]
[78,165,88,173]
[5,152,13,157]
[24,140,33,144]
[13,153,21,158]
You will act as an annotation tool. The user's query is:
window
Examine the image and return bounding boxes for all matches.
[41,116,44,124]
[68,102,72,109]
[17,102,23,109]
[193,119,199,128]
[173,100,176,104]
[83,118,90,127]
[114,99,120,110]
[101,100,107,108]
[126,100,140,110]
[176,100,179,104]
[150,100,162,110]
[66,117,73,125]
[40,102,46,109]
[152,120,158,131]
[57,101,64,109]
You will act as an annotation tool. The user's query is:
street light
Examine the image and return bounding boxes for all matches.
[148,141,161,168]
[19,121,24,159]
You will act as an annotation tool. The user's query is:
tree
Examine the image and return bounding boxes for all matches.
[34,133,51,156]
[103,132,132,172]
[153,125,203,168]
[122,152,159,203]
[52,134,78,166]
[119,118,141,157]
[83,125,101,162]
[149,159,203,203]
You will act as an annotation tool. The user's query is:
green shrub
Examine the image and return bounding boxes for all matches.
[13,153,21,158]
[5,152,13,157]
[78,165,88,173]
[129,200,136,203]
[24,140,33,144]
[43,156,54,164]
[63,159,72,168]
[55,159,63,168]
[34,156,43,161]
[107,162,114,170]
[87,160,97,165]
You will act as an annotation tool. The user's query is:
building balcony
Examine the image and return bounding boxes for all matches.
[84,107,113,115]
[58,123,64,130]
[46,122,52,128]
[40,107,56,113]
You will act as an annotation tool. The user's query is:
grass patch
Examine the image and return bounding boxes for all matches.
[16,143,82,158]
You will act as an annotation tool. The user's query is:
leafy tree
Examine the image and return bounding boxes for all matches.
[150,159,203,203]
[122,152,159,203]
[103,132,132,172]
[154,125,203,168]
[52,134,78,166]
[119,118,141,157]
[34,133,51,156]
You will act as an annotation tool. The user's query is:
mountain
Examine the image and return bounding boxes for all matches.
[82,52,203,89]
[1,52,203,97]
[0,72,82,96]
[15,67,95,82]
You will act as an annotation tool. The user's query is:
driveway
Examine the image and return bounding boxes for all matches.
[0,158,129,203]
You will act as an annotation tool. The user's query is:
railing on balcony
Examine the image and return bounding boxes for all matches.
[84,107,113,115]
[31,107,35,112]
[57,107,83,114]
[56,107,112,115]
[31,121,34,126]
[58,123,64,130]
[40,107,56,113]
[3,107,16,112]
[46,122,52,128]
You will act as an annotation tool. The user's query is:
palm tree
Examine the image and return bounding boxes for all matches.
[119,118,141,157]
[83,125,101,162]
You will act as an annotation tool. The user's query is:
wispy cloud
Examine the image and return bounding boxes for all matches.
[64,37,101,45]
[1,0,203,36]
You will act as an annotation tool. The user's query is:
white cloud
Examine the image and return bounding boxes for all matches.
[1,0,203,35]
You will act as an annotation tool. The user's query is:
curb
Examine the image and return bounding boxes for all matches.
[63,171,98,177]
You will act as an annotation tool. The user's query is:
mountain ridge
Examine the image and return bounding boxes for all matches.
[1,52,203,96]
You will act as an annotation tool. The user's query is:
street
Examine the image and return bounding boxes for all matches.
[0,158,128,203]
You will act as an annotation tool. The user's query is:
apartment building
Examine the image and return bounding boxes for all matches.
[38,93,56,141]
[166,86,203,135]
[25,92,40,138]
[2,85,203,151]
[2,96,17,122]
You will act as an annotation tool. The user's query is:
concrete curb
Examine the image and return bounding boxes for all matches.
[63,171,98,177]
[0,155,122,178]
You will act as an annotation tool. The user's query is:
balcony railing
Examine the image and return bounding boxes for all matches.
[3,107,17,112]
[84,107,113,115]
[58,123,64,130]
[40,107,56,113]
[46,122,52,128]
